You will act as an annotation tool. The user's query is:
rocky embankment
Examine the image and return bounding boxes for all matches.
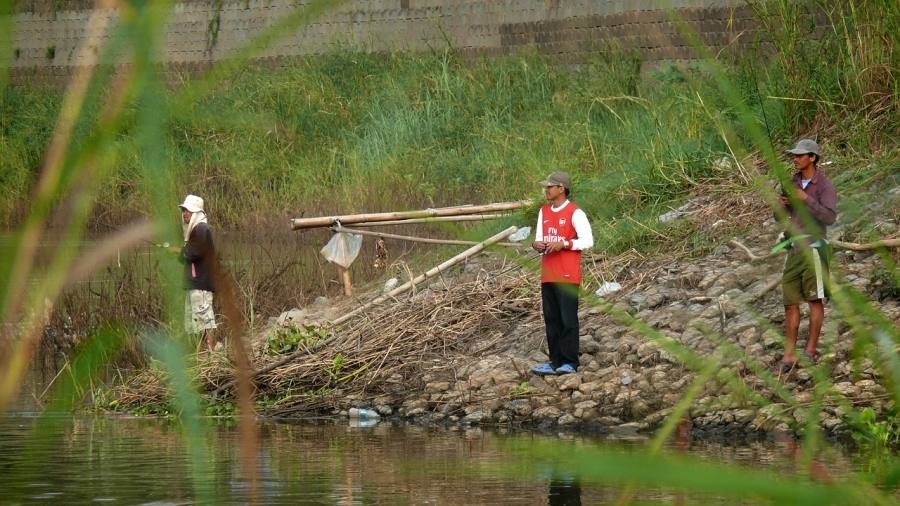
[114,186,898,438]
[245,211,897,438]
[341,256,893,435]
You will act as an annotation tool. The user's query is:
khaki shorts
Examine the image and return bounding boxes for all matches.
[185,289,217,333]
[782,246,830,305]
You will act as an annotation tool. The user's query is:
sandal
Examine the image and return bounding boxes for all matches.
[802,350,819,365]
[775,361,796,376]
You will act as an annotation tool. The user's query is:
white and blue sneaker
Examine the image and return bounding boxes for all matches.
[555,364,577,375]
[530,362,557,376]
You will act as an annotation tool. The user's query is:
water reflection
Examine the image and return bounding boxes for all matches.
[0,414,858,505]
[548,476,581,506]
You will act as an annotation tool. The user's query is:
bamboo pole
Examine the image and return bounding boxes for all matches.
[349,214,509,227]
[331,226,518,326]
[214,226,518,395]
[338,266,352,296]
[333,225,521,247]
[290,200,531,230]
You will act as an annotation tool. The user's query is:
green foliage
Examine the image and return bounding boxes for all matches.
[872,264,900,301]
[129,401,173,417]
[203,399,235,417]
[851,407,900,450]
[325,353,344,381]
[508,381,533,399]
[263,323,329,356]
[746,0,898,149]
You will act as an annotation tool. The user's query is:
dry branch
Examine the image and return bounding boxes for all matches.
[729,240,780,263]
[831,237,900,251]
[732,236,900,263]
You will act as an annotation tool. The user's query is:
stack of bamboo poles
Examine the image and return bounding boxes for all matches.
[292,200,531,300]
[289,200,532,232]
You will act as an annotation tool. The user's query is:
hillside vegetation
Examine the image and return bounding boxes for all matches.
[1,2,895,256]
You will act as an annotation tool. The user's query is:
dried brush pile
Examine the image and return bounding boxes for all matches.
[113,352,234,411]
[257,269,537,415]
[110,267,539,415]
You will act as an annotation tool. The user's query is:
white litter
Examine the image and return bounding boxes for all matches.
[382,277,399,293]
[508,226,531,243]
[595,281,622,297]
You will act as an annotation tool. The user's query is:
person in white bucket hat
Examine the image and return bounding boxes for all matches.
[178,194,220,352]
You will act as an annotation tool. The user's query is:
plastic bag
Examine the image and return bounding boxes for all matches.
[594,281,622,297]
[508,226,531,243]
[320,232,363,268]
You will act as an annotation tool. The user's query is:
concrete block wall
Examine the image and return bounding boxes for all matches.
[8,0,761,85]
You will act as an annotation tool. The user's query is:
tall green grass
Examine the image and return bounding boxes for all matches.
[0,49,786,232]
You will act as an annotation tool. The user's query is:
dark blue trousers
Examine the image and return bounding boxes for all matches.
[541,282,580,369]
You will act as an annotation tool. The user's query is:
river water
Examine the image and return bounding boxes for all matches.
[0,413,864,505]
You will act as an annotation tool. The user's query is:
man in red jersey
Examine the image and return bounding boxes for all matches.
[530,172,593,375]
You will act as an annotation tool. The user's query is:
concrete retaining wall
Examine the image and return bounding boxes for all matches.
[8,1,764,85]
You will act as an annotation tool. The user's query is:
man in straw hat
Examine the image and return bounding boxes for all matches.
[179,194,220,352]
[530,171,593,375]
[776,139,837,374]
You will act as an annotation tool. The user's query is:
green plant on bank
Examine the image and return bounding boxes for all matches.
[262,323,330,356]
[325,353,344,381]
[203,398,235,418]
[1,0,898,504]
[508,381,533,399]
[871,264,900,301]
[851,407,900,450]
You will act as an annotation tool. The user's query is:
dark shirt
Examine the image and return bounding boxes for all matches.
[181,222,216,292]
[780,169,838,243]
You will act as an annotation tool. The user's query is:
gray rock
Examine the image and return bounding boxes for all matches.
[762,328,781,348]
[277,308,307,326]
[578,380,603,395]
[732,409,755,424]
[579,335,601,353]
[833,382,858,397]
[713,245,731,256]
[558,374,582,391]
[533,406,562,420]
[610,422,648,436]
[575,400,598,410]
[426,381,450,393]
[698,272,721,290]
[644,409,672,426]
[506,399,533,416]
[557,414,578,425]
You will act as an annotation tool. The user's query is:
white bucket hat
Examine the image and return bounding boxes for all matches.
[178,194,204,213]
